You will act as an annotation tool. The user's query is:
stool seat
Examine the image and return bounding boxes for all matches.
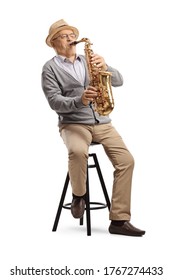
[52,143,110,236]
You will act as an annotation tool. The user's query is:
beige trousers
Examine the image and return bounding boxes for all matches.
[59,123,134,221]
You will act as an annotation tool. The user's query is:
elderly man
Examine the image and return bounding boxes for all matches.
[41,19,145,236]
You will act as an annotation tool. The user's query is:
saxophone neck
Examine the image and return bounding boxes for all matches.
[70,38,92,45]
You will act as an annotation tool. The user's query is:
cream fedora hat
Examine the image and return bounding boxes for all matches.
[46,19,79,47]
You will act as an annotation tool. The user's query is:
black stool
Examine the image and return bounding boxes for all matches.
[52,143,111,236]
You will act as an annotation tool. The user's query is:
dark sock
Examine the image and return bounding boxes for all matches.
[111,220,126,226]
[72,193,86,200]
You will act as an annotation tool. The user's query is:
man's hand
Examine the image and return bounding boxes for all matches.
[91,53,108,71]
[81,86,98,106]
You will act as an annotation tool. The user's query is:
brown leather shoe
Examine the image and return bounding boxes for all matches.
[109,221,145,236]
[71,197,85,219]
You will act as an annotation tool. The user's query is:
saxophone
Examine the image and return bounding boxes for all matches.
[71,38,114,116]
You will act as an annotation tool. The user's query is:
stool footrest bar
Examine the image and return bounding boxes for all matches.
[63,202,108,210]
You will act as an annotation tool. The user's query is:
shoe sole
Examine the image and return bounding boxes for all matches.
[109,227,145,237]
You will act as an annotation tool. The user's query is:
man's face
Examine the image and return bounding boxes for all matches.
[51,29,77,57]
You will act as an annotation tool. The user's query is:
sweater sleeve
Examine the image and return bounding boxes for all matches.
[41,67,84,113]
[107,66,123,87]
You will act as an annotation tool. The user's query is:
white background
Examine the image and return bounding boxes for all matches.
[0,0,173,279]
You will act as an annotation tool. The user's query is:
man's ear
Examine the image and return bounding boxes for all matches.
[51,41,55,48]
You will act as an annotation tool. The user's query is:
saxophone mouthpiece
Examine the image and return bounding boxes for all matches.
[70,41,78,45]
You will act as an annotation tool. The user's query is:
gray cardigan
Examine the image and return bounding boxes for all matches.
[41,55,123,125]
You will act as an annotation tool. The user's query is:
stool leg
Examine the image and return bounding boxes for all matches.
[85,168,91,236]
[52,173,70,231]
[79,216,83,225]
[93,154,111,210]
